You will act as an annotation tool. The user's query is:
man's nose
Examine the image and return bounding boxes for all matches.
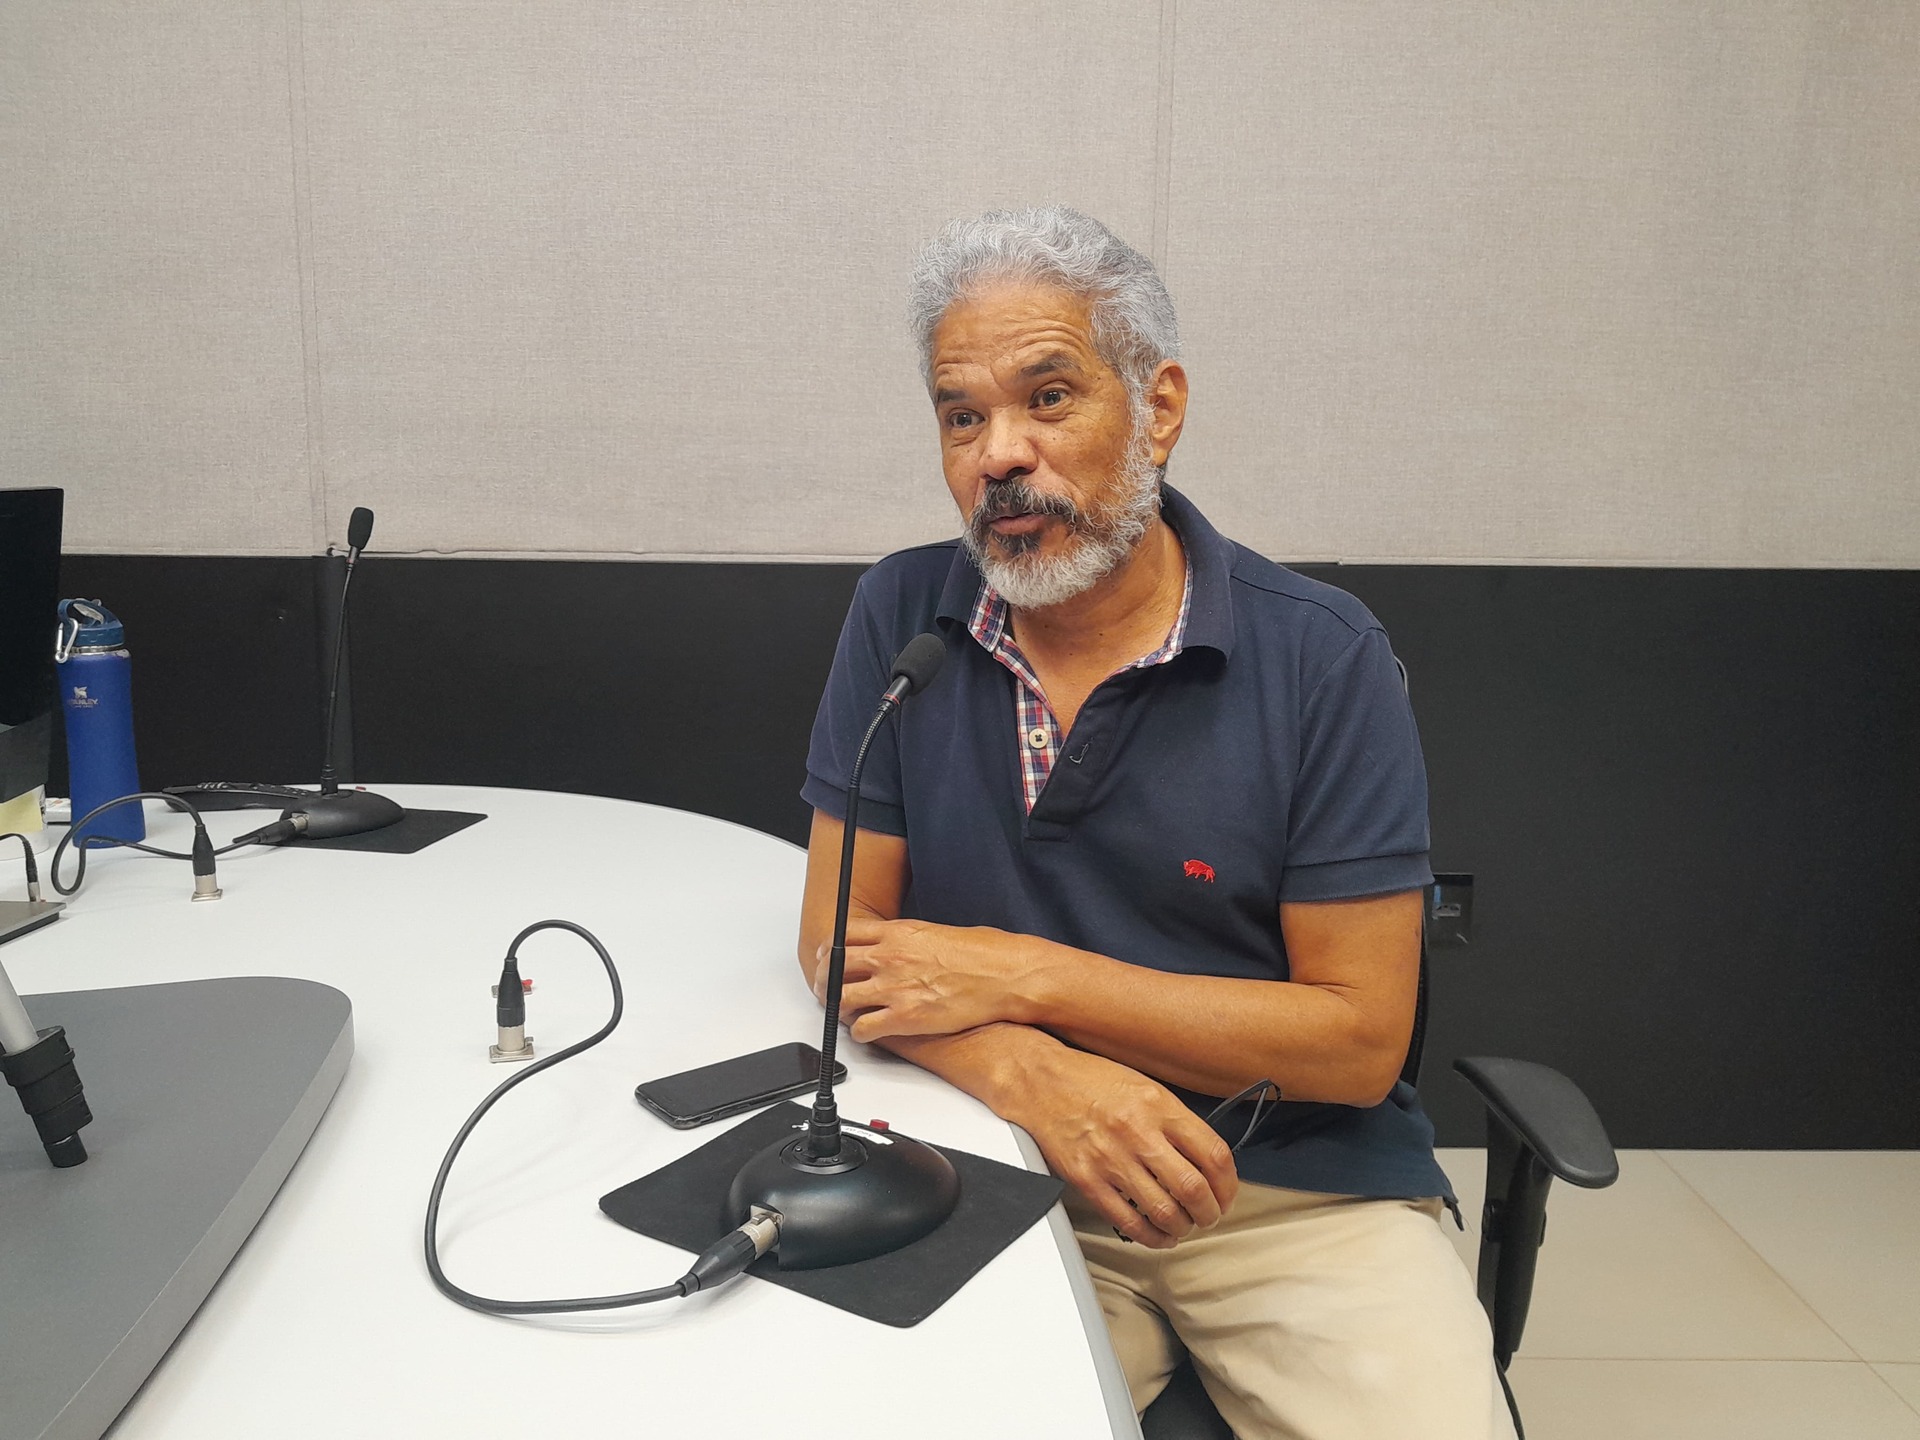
[978,409,1038,481]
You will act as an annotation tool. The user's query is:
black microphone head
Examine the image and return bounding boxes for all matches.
[889,632,946,698]
[346,506,375,552]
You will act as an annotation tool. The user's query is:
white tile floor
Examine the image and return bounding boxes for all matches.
[1433,1148,1920,1439]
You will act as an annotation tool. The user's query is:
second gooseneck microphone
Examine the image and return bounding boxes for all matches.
[291,507,403,839]
[165,504,400,840]
[318,506,375,798]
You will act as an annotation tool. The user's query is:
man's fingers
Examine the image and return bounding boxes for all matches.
[1079,1176,1177,1249]
[1154,1154,1225,1229]
[841,916,897,945]
[1097,1128,1234,1239]
[813,964,874,1005]
[817,936,879,970]
[816,951,875,992]
[1072,1144,1212,1247]
[837,977,904,1028]
[839,982,889,1036]
[1167,1118,1240,1217]
[1119,1164,1200,1241]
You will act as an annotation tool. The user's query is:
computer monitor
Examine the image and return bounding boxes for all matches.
[0,488,63,807]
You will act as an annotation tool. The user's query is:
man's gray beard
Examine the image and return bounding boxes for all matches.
[963,410,1163,611]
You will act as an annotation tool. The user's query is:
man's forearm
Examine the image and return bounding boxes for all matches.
[870,1021,1065,1127]
[1015,940,1406,1106]
[851,937,1392,1112]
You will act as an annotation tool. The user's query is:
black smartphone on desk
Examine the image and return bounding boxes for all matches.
[634,1042,847,1129]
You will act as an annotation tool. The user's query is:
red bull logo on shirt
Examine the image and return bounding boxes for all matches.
[1183,859,1216,883]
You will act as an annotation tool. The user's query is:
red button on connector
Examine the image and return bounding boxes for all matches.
[868,1118,890,1132]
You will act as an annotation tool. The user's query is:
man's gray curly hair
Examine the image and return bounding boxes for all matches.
[908,206,1180,400]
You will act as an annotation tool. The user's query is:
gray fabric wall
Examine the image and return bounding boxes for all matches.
[5,1,1916,565]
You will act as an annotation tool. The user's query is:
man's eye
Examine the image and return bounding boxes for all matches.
[1035,388,1068,408]
[946,411,979,430]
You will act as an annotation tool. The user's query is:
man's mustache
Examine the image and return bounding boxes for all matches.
[971,480,1082,530]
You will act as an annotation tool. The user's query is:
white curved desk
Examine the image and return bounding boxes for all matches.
[1,786,1135,1440]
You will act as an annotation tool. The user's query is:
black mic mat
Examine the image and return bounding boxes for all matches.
[292,808,486,854]
[599,1102,1064,1328]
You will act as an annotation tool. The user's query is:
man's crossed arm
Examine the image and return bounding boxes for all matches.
[797,811,1423,1250]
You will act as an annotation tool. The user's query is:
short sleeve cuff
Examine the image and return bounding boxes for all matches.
[1280,852,1433,904]
[800,772,908,838]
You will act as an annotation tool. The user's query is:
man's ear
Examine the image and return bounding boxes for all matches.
[1147,361,1189,468]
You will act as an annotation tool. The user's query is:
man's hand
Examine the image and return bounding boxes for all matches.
[820,916,1061,1041]
[1004,1043,1239,1249]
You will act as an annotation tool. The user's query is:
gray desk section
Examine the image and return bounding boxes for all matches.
[0,977,353,1440]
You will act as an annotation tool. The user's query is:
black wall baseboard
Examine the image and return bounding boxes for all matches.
[50,553,1920,1149]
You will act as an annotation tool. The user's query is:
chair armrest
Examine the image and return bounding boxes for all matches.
[1452,1056,1618,1189]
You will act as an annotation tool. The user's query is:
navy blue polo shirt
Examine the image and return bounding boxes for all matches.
[802,485,1451,1202]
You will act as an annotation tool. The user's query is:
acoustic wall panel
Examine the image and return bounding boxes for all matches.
[296,1,1164,560]
[1163,1,1920,566]
[0,1,316,555]
[1751,5,1920,566]
[6,3,1914,564]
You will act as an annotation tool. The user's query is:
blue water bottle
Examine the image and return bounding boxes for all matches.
[55,599,146,846]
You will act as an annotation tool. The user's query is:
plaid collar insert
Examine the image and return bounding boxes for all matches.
[965,560,1193,813]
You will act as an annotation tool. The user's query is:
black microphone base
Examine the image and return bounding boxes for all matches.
[284,789,405,840]
[728,1130,960,1270]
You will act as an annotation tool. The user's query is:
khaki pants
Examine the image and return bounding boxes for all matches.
[1067,1182,1517,1440]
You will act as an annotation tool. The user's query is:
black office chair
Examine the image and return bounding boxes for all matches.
[1139,660,1619,1440]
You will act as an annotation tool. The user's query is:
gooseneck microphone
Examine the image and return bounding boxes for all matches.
[805,630,945,1160]
[727,631,961,1269]
[318,506,373,797]
[166,504,401,839]
[296,507,402,837]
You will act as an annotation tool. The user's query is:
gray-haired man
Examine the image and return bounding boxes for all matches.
[797,207,1515,1438]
